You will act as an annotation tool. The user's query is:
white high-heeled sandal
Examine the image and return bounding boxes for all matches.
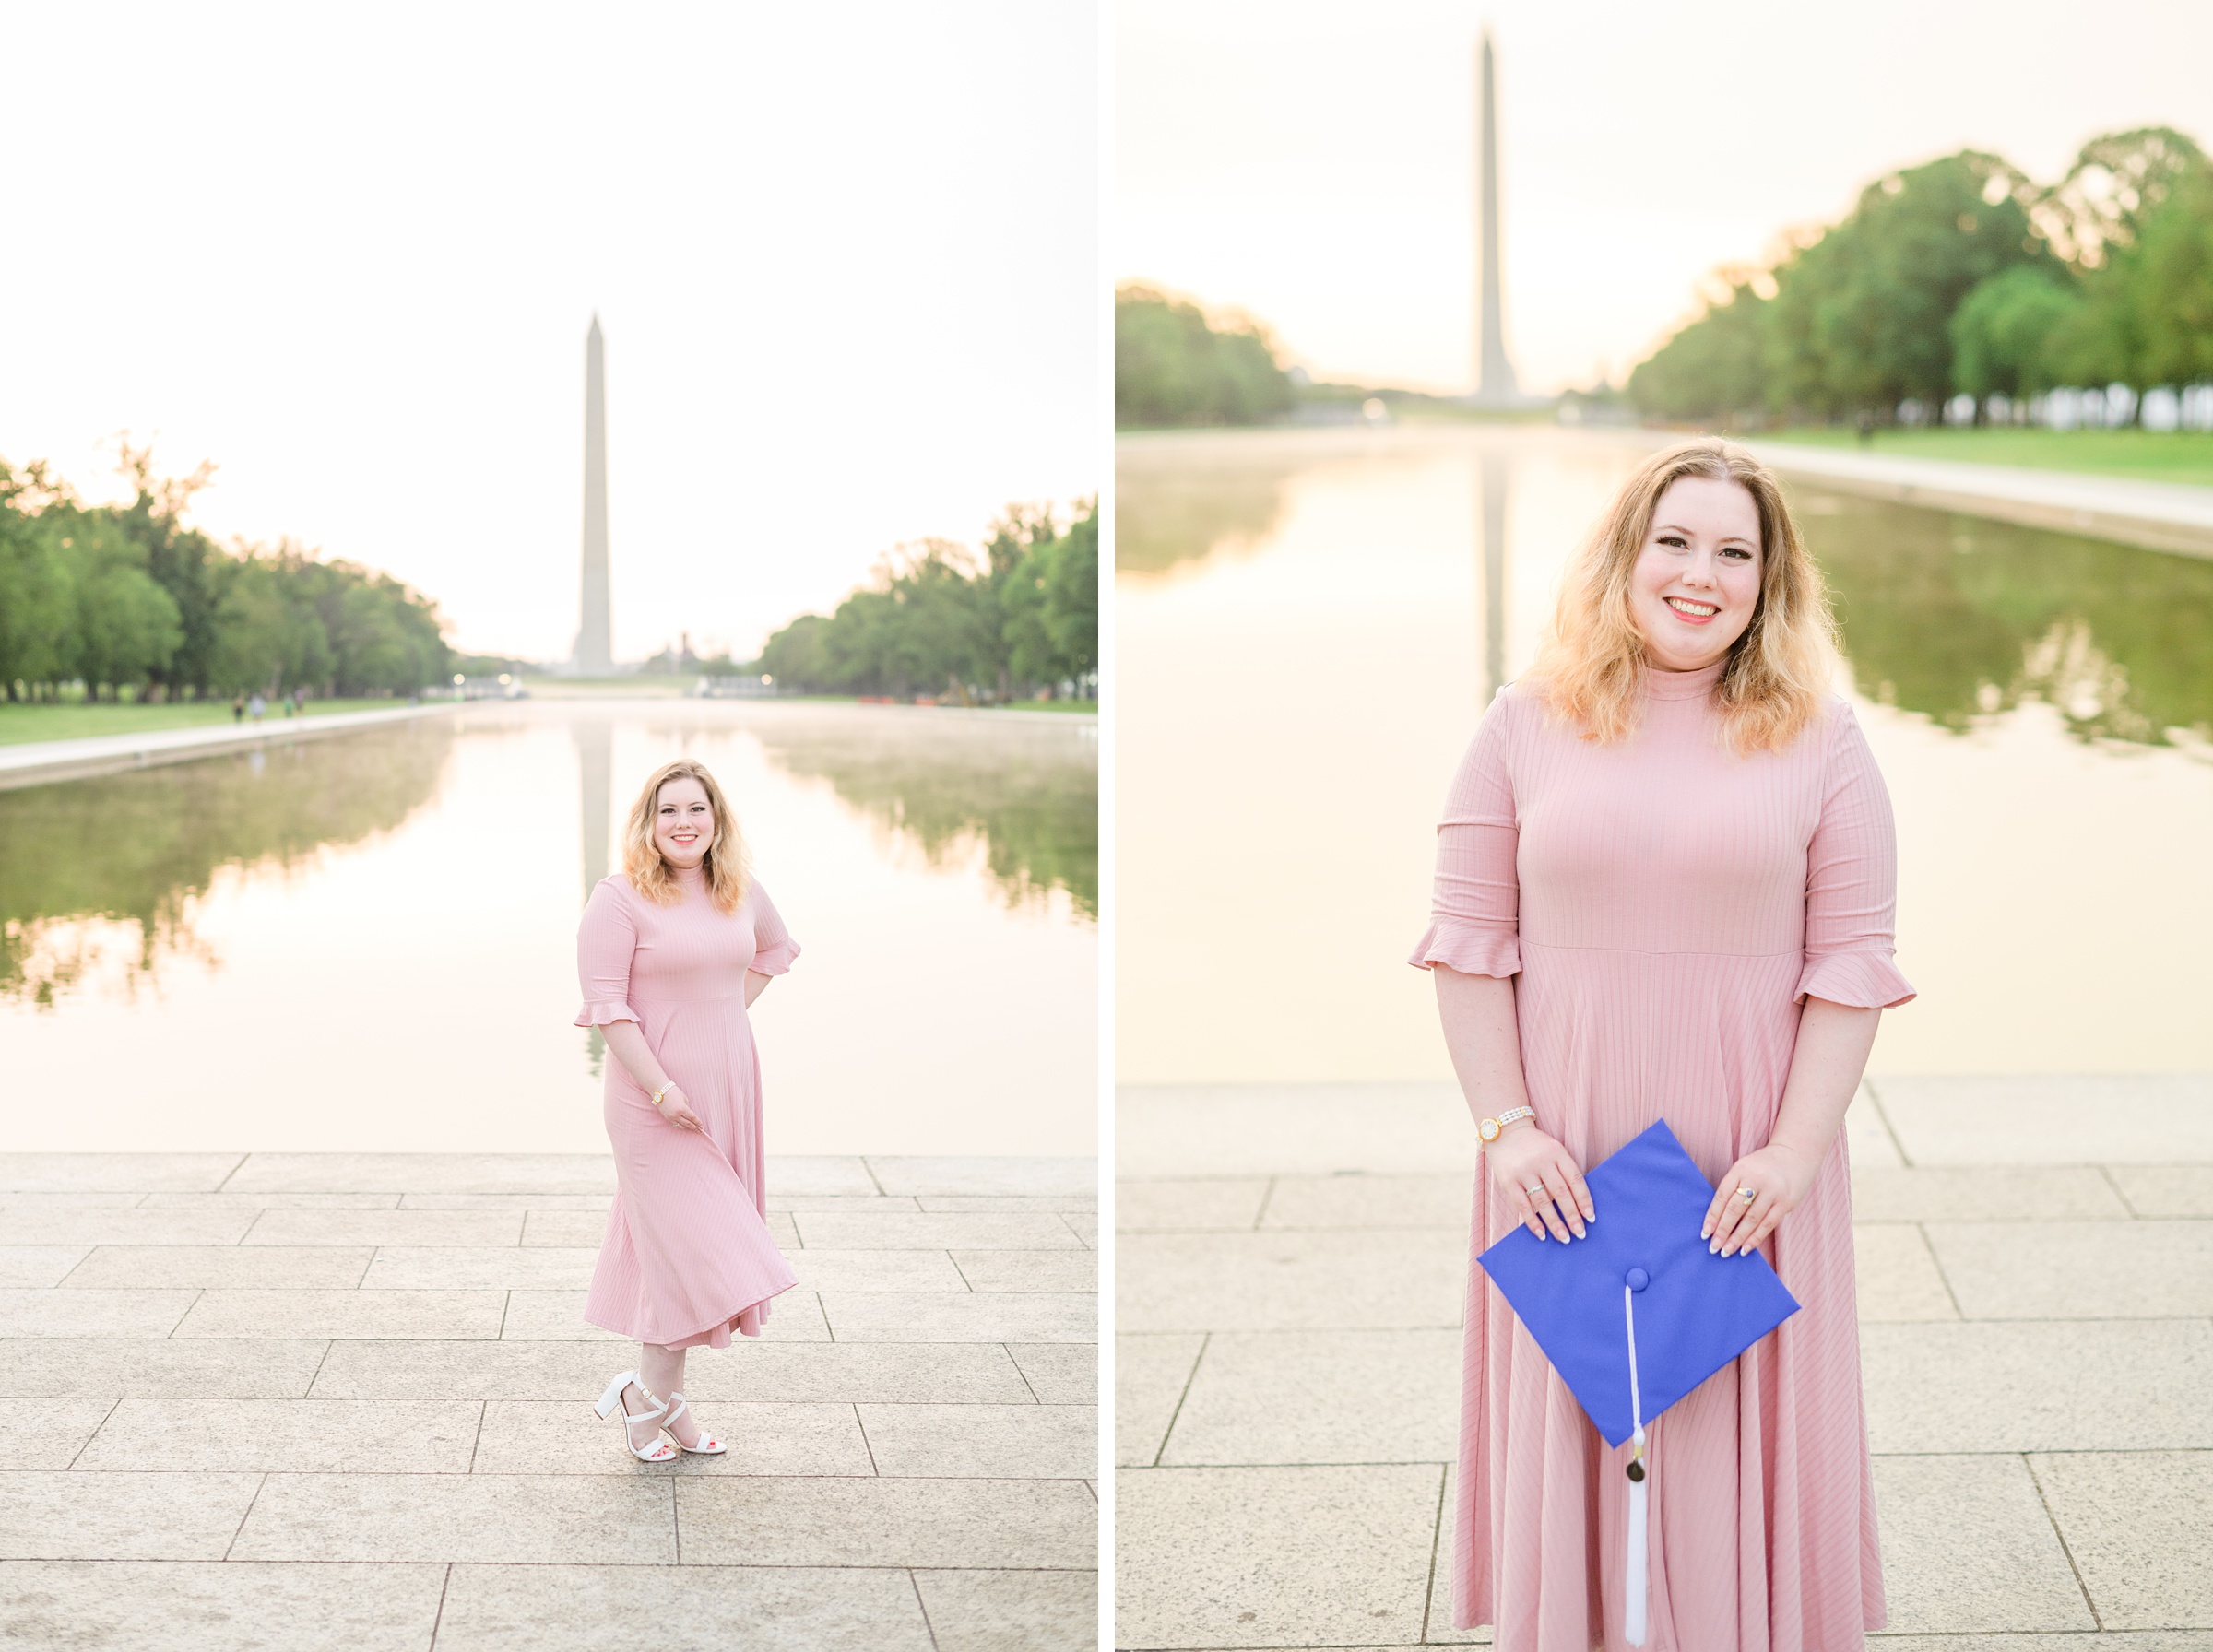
[661,1390,726,1455]
[593,1370,679,1463]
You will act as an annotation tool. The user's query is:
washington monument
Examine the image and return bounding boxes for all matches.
[1473,31,1520,404]
[573,315,613,675]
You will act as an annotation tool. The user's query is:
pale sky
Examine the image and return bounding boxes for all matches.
[1,1,1097,662]
[1118,0,2213,396]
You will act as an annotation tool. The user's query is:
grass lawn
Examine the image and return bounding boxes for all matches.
[0,698,414,748]
[1763,426,2213,488]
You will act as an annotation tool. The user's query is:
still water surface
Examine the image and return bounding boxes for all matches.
[1,700,1096,1154]
[1119,425,2213,1083]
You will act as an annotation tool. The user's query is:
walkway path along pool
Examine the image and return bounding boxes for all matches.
[0,1150,1096,1651]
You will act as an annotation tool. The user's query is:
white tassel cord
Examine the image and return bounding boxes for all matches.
[1624,1283,1649,1648]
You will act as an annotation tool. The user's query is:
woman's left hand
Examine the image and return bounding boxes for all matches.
[1703,1142,1820,1257]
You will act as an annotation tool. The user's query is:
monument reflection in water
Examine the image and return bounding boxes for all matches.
[1117,426,2213,1087]
[0,701,1095,1156]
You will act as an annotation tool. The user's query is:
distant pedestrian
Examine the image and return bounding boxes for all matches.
[247,691,266,721]
[231,694,244,723]
[577,759,801,1462]
[1413,438,1911,1650]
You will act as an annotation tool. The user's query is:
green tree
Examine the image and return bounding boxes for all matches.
[1626,274,1774,421]
[1116,285,1294,428]
[1949,266,2084,396]
[1766,151,2053,416]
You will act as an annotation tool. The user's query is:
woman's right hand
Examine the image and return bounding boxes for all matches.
[653,1083,704,1132]
[1486,1124,1593,1242]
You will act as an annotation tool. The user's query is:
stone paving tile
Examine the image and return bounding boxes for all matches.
[771,1193,920,1211]
[520,1208,615,1246]
[434,1563,935,1651]
[675,1475,1095,1567]
[359,1245,597,1291]
[0,1192,145,1210]
[0,1337,329,1398]
[498,1289,833,1342]
[223,1153,616,1195]
[917,1195,1098,1213]
[0,1153,241,1193]
[309,1338,1038,1405]
[792,1210,1086,1250]
[1862,1321,2213,1452]
[789,1248,971,1293]
[1062,1209,1096,1248]
[1117,1464,1442,1648]
[0,1398,114,1469]
[1874,1075,2213,1164]
[1116,1179,1271,1233]
[1925,1221,2213,1317]
[72,1398,481,1474]
[0,1208,254,1246]
[140,1191,404,1210]
[913,1567,1096,1652]
[1854,1225,1959,1322]
[763,1156,880,1197]
[1873,1454,2095,1633]
[820,1291,1094,1343]
[2108,1165,2213,1218]
[1849,1166,2131,1222]
[858,1402,1095,1478]
[0,1287,199,1338]
[241,1208,524,1247]
[230,1471,676,1563]
[0,1560,446,1652]
[0,1246,89,1289]
[172,1288,506,1340]
[61,1245,374,1290]
[866,1157,1095,1198]
[953,1248,1097,1292]
[1118,1230,1466,1333]
[468,1398,873,1477]
[2031,1450,2213,1629]
[1260,1174,1472,1231]
[1160,1328,1462,1466]
[395,1192,613,1210]
[1118,1333,1205,1468]
[1008,1342,1096,1405]
[0,1471,264,1560]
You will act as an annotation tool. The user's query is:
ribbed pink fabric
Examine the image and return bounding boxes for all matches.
[574,872,801,1348]
[1411,661,1913,1652]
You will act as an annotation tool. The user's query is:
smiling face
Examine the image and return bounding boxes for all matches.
[652,775,716,872]
[1627,474,1765,671]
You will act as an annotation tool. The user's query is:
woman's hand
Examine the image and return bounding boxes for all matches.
[1703,1141,1819,1257]
[1487,1125,1593,1243]
[653,1083,704,1133]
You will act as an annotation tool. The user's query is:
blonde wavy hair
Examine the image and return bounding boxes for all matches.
[1527,439,1840,755]
[621,759,751,914]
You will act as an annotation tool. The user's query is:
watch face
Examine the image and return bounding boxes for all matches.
[1478,1118,1499,1142]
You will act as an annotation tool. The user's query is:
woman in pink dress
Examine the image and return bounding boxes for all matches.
[575,757,801,1462]
[1412,440,1913,1651]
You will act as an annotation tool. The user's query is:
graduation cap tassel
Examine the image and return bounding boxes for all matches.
[1623,1283,1649,1648]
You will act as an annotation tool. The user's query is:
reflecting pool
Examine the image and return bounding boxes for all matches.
[0,700,1096,1154]
[1118,425,2213,1083]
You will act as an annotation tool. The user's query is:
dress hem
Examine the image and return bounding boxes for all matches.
[582,1274,799,1348]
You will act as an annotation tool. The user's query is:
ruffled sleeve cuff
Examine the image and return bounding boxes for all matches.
[1407,919,1521,977]
[1794,950,1916,1009]
[574,1001,641,1029]
[751,938,799,977]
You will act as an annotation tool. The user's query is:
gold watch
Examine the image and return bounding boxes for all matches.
[1477,1105,1536,1146]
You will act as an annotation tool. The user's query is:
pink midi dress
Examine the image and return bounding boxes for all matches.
[574,870,801,1348]
[1410,660,1915,1652]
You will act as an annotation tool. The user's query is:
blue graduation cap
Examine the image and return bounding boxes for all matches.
[1476,1118,1801,1644]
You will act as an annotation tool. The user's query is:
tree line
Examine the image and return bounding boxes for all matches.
[0,450,451,702]
[1116,285,1296,428]
[754,502,1096,702]
[1629,127,2213,423]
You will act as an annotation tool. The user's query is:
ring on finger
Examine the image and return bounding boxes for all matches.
[1523,1184,1546,1196]
[1736,1186,1757,1202]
